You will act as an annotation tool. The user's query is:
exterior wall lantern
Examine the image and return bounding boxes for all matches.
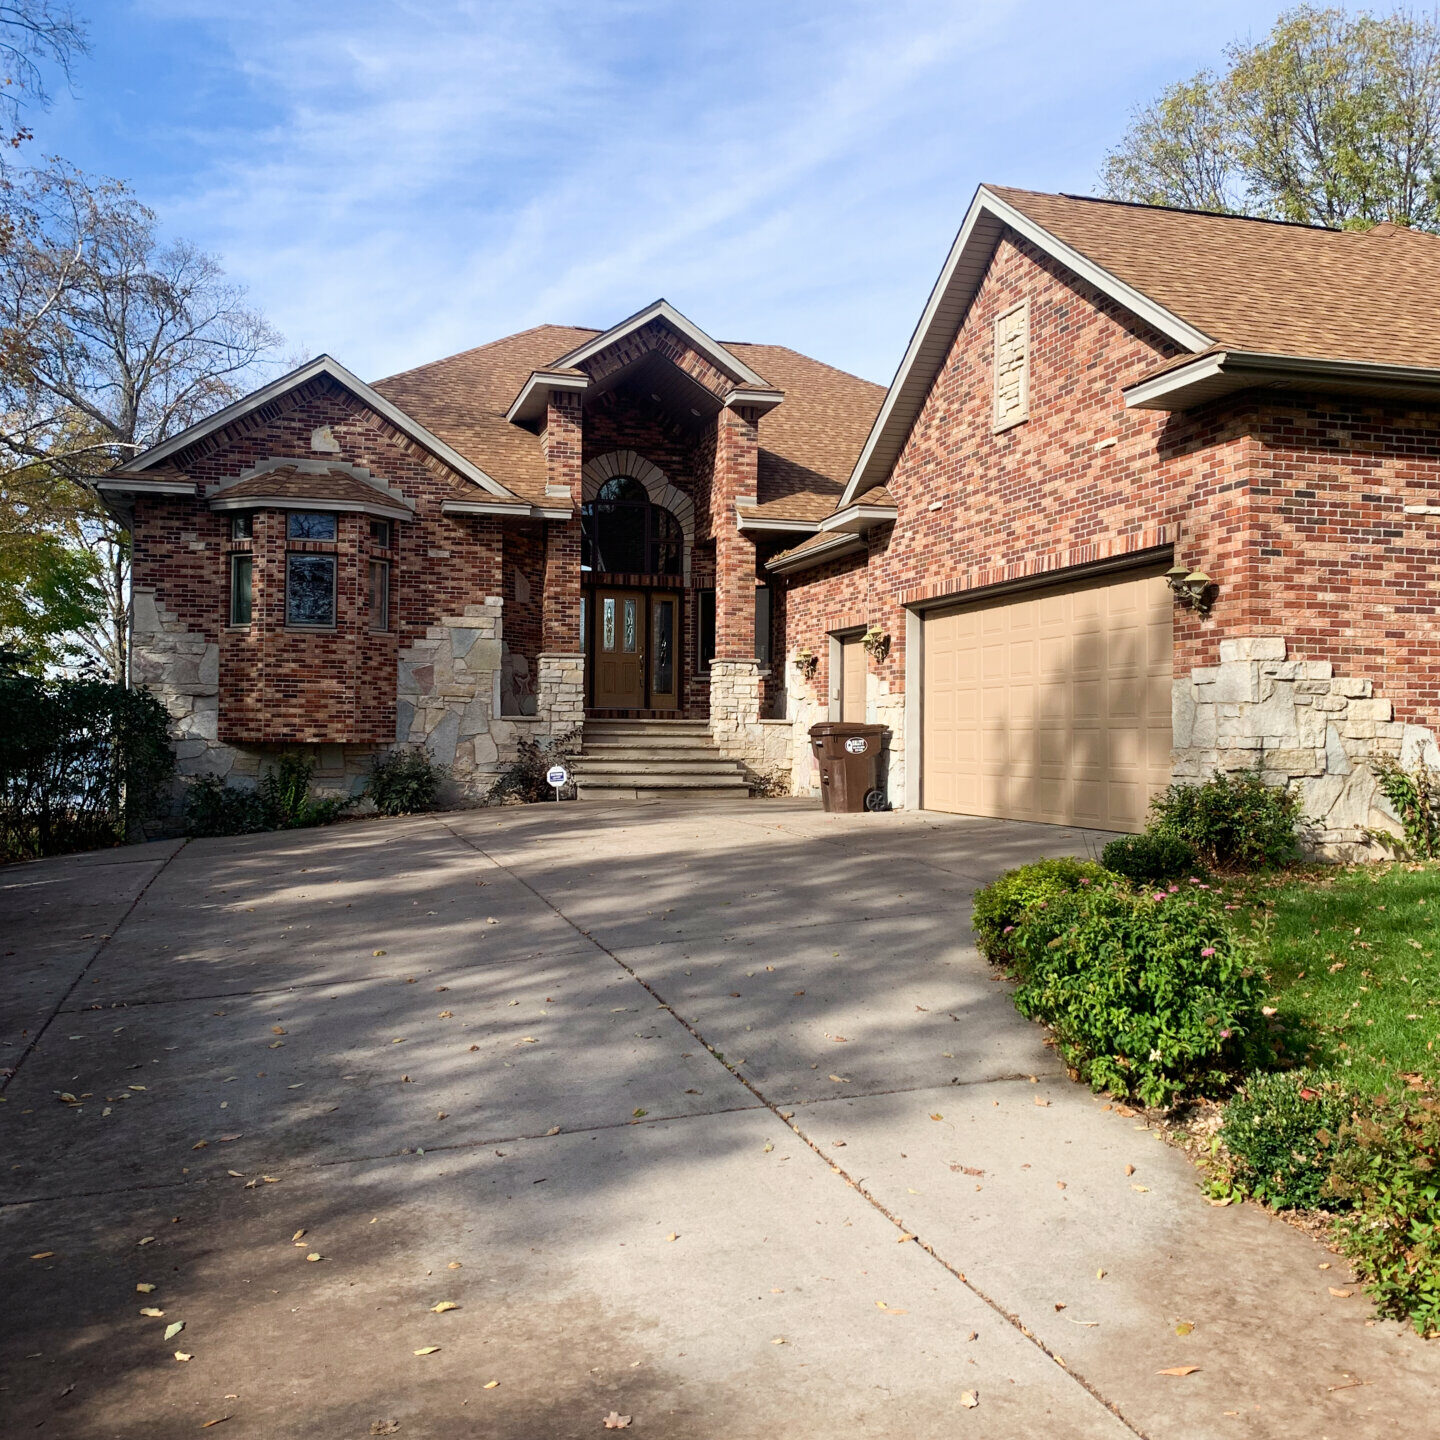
[861,624,891,662]
[1165,562,1216,616]
[792,648,819,681]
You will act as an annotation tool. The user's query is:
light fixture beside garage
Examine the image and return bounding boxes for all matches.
[1165,562,1216,616]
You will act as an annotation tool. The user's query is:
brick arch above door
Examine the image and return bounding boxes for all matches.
[582,450,695,579]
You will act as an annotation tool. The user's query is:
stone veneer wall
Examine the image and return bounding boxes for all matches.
[135,586,573,809]
[709,659,792,786]
[1173,637,1440,859]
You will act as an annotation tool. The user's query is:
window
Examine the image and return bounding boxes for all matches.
[754,584,773,667]
[368,560,390,632]
[229,553,253,625]
[580,476,682,575]
[993,300,1029,431]
[230,513,253,540]
[286,553,336,627]
[288,511,337,541]
[698,589,716,673]
[369,518,392,548]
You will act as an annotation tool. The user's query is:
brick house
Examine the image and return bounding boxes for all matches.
[101,300,883,801]
[107,189,1440,848]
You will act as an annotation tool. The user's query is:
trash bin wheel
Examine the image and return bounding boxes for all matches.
[863,789,887,813]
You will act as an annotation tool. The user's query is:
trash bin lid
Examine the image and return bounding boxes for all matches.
[807,721,889,738]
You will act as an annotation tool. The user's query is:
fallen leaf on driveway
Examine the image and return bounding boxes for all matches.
[136,1283,155,1293]
[370,1424,401,1436]
[959,1390,979,1408]
[431,1302,458,1313]
[271,1027,286,1036]
[306,1253,322,1262]
[666,1233,679,1242]
[483,1379,499,1389]
[1329,1287,1353,1298]
[1131,1185,1150,1193]
[201,1419,231,1429]
[413,1346,440,1356]
[1157,1366,1199,1376]
[438,1011,453,1019]
[1034,1097,1050,1107]
[373,950,386,956]
[137,1236,155,1245]
[292,1230,305,1241]
[30,1252,53,1260]
[1124,1165,1135,1176]
[192,1140,208,1150]
[545,1126,561,1136]
[139,1307,165,1317]
[929,1113,944,1121]
[174,1351,192,1361]
[164,1322,185,1341]
[447,1261,462,1270]
[603,1415,632,1430]
[828,1075,849,1083]
[1175,1322,1194,1336]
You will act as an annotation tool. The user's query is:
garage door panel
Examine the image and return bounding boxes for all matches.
[922,568,1172,831]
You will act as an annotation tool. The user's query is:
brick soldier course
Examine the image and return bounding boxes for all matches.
[106,193,1440,844]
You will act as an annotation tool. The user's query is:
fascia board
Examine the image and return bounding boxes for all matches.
[1124,348,1440,409]
[94,476,195,496]
[504,370,591,426]
[116,354,520,501]
[209,494,412,522]
[765,533,865,574]
[735,511,819,534]
[817,503,898,534]
[440,499,538,518]
[838,185,1213,508]
[551,299,768,387]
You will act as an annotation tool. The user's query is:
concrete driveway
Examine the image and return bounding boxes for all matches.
[1,800,1435,1438]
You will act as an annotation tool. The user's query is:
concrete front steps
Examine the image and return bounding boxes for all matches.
[575,719,751,801]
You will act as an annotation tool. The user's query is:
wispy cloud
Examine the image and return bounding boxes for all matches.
[47,0,1279,382]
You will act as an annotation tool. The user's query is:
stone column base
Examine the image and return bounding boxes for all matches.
[537,652,586,743]
[709,659,774,782]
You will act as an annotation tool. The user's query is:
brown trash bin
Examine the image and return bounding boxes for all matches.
[809,722,888,813]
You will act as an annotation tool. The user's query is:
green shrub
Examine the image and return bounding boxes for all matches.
[1327,1093,1440,1337]
[1101,830,1200,883]
[970,857,1111,963]
[0,672,174,860]
[183,753,353,838]
[1369,756,1440,859]
[1007,885,1268,1108]
[488,727,580,804]
[1149,772,1301,870]
[1219,1069,1352,1210]
[366,747,448,815]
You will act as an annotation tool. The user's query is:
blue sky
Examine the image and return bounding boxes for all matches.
[32,0,1281,386]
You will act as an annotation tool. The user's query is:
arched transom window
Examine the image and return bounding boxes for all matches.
[580,476,682,575]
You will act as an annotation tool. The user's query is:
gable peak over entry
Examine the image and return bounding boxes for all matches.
[504,299,785,431]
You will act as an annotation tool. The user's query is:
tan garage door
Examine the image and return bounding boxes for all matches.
[921,568,1172,832]
[839,634,866,722]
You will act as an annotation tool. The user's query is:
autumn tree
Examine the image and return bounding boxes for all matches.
[0,161,282,678]
[1102,5,1440,230]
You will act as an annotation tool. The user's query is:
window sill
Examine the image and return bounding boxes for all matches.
[285,624,338,633]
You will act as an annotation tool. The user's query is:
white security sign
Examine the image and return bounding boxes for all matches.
[546,764,569,792]
[843,736,868,755]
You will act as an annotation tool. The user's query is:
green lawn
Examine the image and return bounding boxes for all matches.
[1238,861,1440,1094]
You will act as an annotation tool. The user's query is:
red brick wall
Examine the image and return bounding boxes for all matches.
[541,392,583,652]
[781,229,1440,736]
[132,374,504,744]
[503,523,545,669]
[712,404,760,659]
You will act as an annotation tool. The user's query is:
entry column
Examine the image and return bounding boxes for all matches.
[709,400,761,761]
[539,388,586,738]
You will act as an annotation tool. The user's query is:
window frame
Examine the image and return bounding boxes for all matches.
[580,477,682,576]
[369,517,393,549]
[754,584,773,669]
[287,510,338,541]
[368,558,391,633]
[285,552,338,629]
[697,588,716,674]
[229,552,253,626]
[230,512,254,540]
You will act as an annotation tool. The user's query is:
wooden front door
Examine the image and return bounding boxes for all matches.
[593,588,646,708]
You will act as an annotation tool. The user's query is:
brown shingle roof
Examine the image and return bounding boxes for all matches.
[991,187,1440,369]
[371,327,884,511]
[214,465,413,512]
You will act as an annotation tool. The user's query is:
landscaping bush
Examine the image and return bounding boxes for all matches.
[1369,755,1440,859]
[0,671,174,860]
[1101,830,1200,883]
[487,727,580,804]
[1006,885,1268,1108]
[970,856,1110,963]
[183,753,353,837]
[1149,772,1301,870]
[1219,1068,1352,1210]
[1327,1092,1440,1337]
[366,747,448,816]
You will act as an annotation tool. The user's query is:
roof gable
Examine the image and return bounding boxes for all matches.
[117,354,519,500]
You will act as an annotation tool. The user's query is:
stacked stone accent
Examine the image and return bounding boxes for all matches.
[132,587,224,787]
[536,652,586,741]
[1173,637,1440,858]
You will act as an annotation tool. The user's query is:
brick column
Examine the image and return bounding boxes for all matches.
[713,402,759,660]
[541,391,583,653]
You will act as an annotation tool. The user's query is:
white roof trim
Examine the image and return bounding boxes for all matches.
[115,354,520,501]
[838,185,1213,507]
[817,500,898,534]
[735,510,818,534]
[723,386,784,414]
[440,498,571,520]
[550,299,769,387]
[765,532,865,574]
[505,370,591,426]
[1124,347,1440,410]
[209,494,412,522]
[94,476,195,496]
